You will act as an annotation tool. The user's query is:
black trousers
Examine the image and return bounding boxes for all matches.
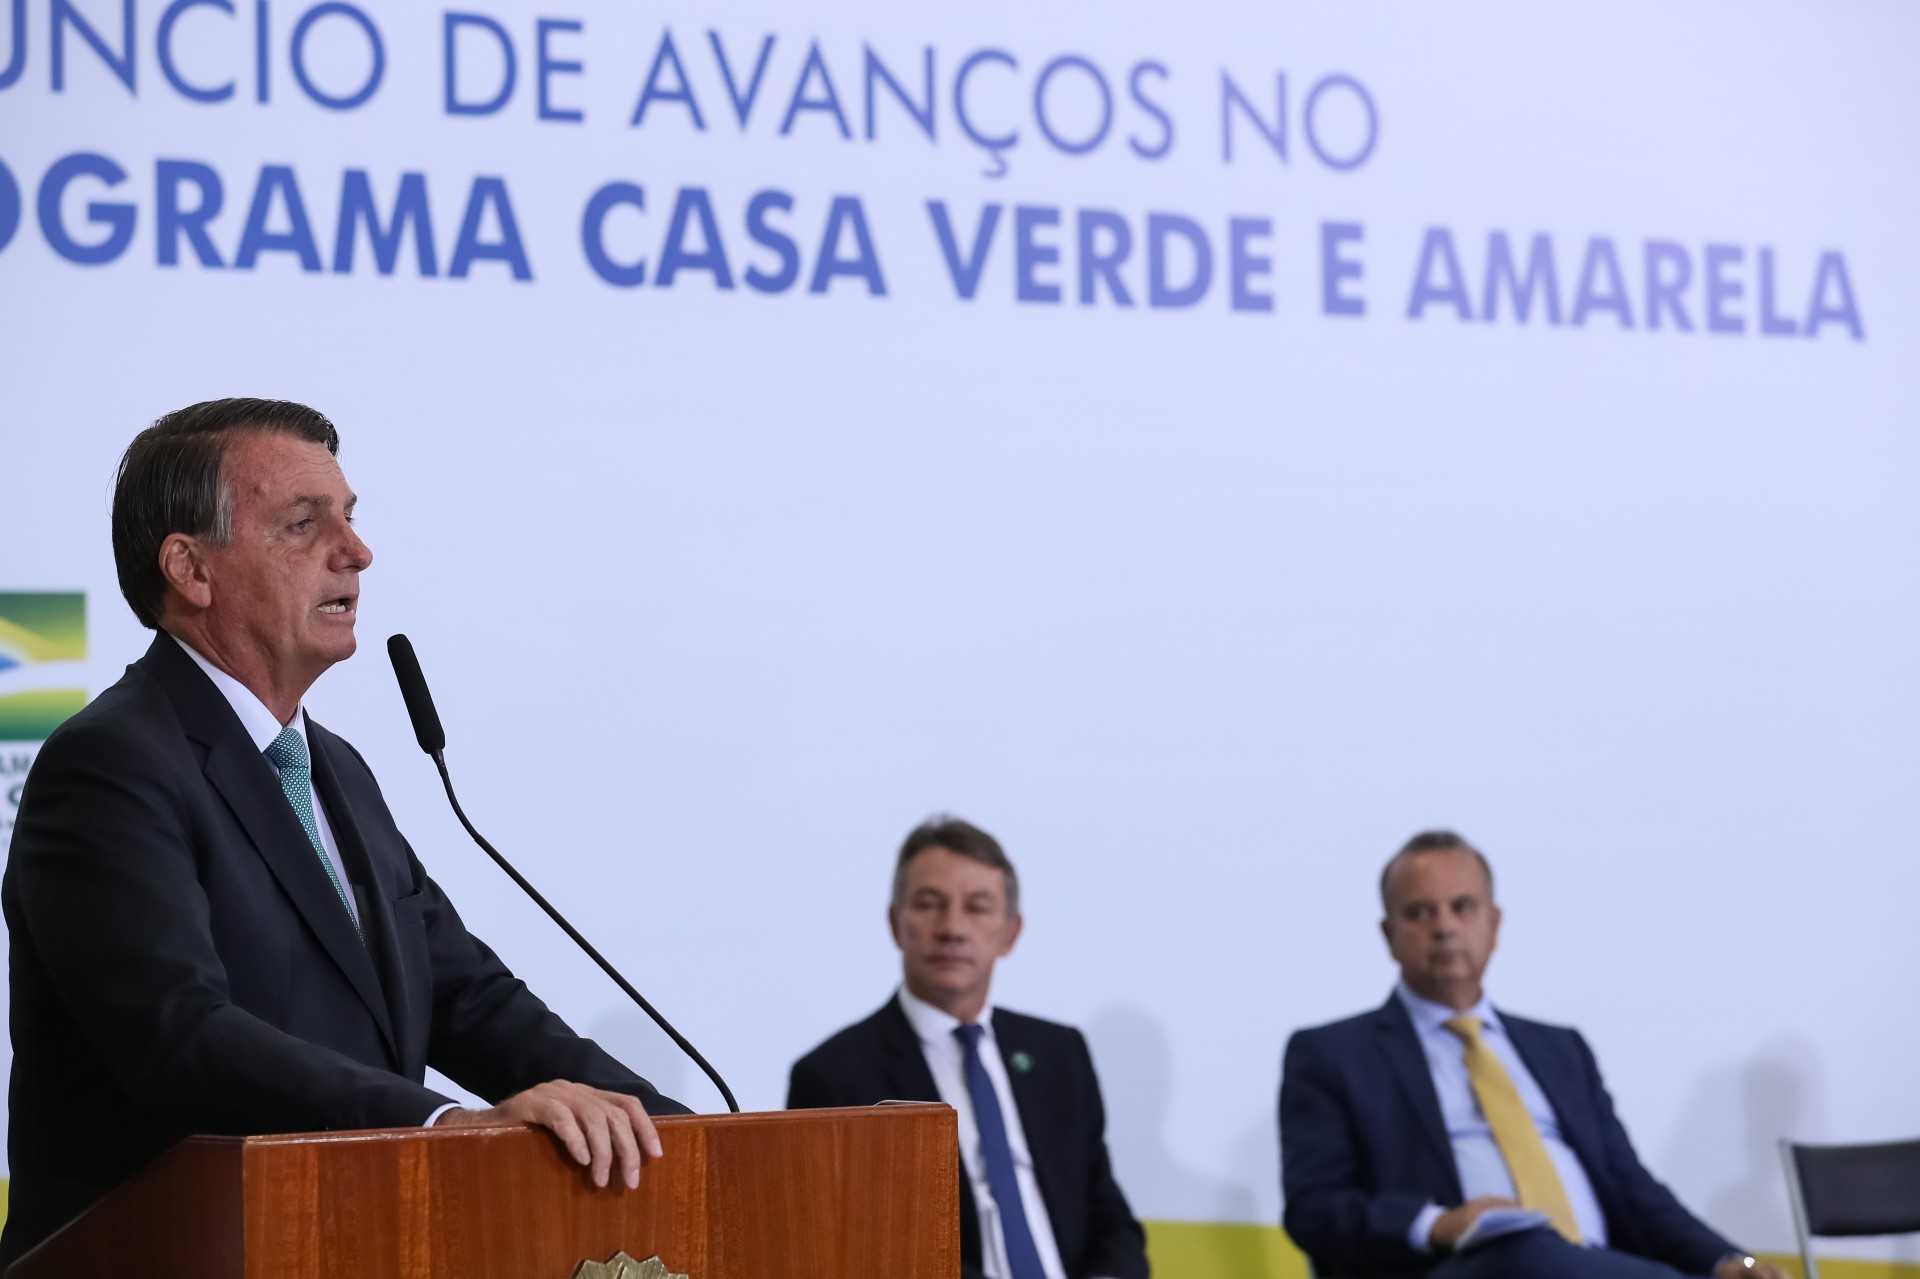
[1431,1229,1704,1279]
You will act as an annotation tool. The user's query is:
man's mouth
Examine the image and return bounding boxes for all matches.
[317,597,355,615]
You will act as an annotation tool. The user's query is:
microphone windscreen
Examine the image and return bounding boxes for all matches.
[387,634,447,754]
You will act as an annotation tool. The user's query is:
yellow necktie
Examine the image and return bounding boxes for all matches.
[1444,1015,1582,1244]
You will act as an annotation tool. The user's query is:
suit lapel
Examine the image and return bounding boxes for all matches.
[993,1011,1065,1228]
[151,638,396,1061]
[877,997,943,1102]
[1500,1014,1601,1174]
[1373,996,1462,1195]
[306,722,403,1063]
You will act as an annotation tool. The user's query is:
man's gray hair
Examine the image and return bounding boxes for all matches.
[112,398,339,629]
[891,815,1020,916]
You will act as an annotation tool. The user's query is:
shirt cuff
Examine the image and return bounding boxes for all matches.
[1409,1203,1445,1253]
[424,1102,462,1127]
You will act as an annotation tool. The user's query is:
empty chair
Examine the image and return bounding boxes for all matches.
[1780,1137,1920,1279]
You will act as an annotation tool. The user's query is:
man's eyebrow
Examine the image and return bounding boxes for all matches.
[287,494,336,512]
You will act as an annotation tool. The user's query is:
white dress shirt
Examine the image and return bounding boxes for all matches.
[1396,983,1609,1250]
[896,986,1073,1279]
[173,635,358,929]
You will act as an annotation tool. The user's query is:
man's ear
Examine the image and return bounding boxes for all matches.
[157,533,214,612]
[997,912,1023,958]
[887,904,905,951]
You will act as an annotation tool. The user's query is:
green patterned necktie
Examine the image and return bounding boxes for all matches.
[265,724,362,938]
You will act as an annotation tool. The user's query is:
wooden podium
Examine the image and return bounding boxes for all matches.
[11,1104,959,1279]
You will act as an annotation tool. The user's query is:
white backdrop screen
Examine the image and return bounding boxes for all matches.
[2,0,1916,1261]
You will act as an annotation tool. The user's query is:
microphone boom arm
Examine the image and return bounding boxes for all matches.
[429,750,740,1114]
[388,631,738,1115]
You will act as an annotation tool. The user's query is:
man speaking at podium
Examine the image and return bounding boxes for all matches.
[0,399,686,1269]
[787,817,1149,1279]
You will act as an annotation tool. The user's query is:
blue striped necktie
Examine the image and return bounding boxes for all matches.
[954,1022,1047,1279]
[265,724,361,938]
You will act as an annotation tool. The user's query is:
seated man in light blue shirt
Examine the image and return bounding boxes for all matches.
[1280,830,1787,1279]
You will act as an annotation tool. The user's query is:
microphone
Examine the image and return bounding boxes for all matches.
[385,633,739,1114]
[389,634,445,754]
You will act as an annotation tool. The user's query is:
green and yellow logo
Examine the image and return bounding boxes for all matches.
[0,593,87,741]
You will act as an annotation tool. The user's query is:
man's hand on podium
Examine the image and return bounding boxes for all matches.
[435,1080,664,1189]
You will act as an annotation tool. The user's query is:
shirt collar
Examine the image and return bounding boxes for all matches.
[897,984,997,1047]
[1396,980,1502,1037]
[171,633,307,755]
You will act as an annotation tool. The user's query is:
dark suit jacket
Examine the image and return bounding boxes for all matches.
[0,635,686,1268]
[1279,994,1736,1279]
[787,996,1148,1279]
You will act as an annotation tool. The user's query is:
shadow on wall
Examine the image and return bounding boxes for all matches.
[1672,1035,1920,1270]
[1662,1034,1825,1253]
[1086,1005,1267,1232]
[589,1011,697,1116]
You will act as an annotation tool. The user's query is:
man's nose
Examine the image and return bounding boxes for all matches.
[338,523,373,572]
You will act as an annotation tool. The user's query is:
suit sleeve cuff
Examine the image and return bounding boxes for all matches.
[424,1101,462,1127]
[1409,1203,1445,1254]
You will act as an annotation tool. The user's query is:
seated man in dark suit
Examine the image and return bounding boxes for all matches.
[1280,830,1785,1279]
[787,816,1148,1279]
[2,399,685,1269]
